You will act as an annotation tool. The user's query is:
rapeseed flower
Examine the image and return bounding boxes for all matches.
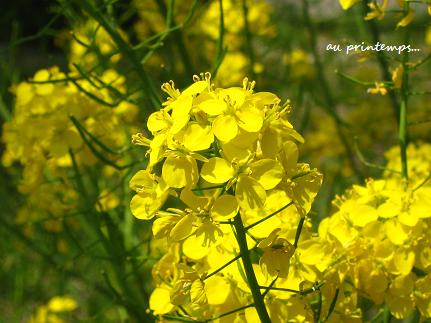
[130,73,323,321]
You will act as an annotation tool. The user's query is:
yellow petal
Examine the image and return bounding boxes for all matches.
[377,199,399,218]
[129,170,154,191]
[344,202,378,227]
[200,157,235,184]
[235,106,263,132]
[182,123,214,151]
[147,111,169,133]
[152,216,176,239]
[384,219,408,245]
[47,296,78,312]
[182,80,208,96]
[219,87,246,107]
[290,170,323,216]
[279,141,299,176]
[328,215,358,246]
[183,234,209,260]
[410,190,431,218]
[236,175,266,211]
[397,9,415,28]
[229,128,259,148]
[130,194,159,220]
[162,156,198,188]
[221,141,253,163]
[389,274,414,296]
[199,99,227,116]
[398,211,418,227]
[386,294,414,319]
[393,249,415,275]
[212,114,238,142]
[415,275,431,317]
[170,213,195,241]
[211,194,239,220]
[35,82,54,96]
[15,82,34,106]
[250,159,284,190]
[298,239,327,266]
[170,95,193,134]
[180,188,210,210]
[150,287,175,315]
[204,276,231,305]
[339,0,360,10]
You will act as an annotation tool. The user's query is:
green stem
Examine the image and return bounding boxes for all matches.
[69,151,151,322]
[383,305,392,323]
[204,255,241,280]
[259,281,324,296]
[205,303,254,322]
[74,0,161,109]
[399,96,408,180]
[0,94,11,121]
[241,0,255,78]
[302,0,363,181]
[154,0,195,76]
[399,4,410,181]
[361,0,400,125]
[245,201,293,230]
[233,214,271,323]
[293,216,305,248]
[211,0,226,77]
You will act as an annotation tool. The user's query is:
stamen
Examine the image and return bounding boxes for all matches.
[161,80,180,99]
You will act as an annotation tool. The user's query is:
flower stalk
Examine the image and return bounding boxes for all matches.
[233,213,271,323]
[399,2,410,181]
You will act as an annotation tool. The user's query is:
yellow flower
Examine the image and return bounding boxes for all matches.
[364,0,389,21]
[367,82,388,95]
[28,296,78,323]
[397,9,415,28]
[339,0,360,10]
[129,170,170,220]
[392,65,404,89]
[130,73,323,322]
[258,229,295,278]
[47,296,78,312]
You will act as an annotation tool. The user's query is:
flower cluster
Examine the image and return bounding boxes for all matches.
[130,73,323,321]
[2,66,137,234]
[132,0,273,85]
[28,296,78,323]
[315,142,431,319]
[339,0,426,28]
[68,19,125,69]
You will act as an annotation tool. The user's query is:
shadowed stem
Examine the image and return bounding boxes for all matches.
[233,214,271,323]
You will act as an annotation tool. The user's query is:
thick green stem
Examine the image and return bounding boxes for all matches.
[383,304,392,323]
[233,214,271,323]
